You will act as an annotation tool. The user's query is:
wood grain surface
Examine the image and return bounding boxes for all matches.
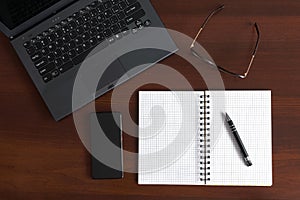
[0,0,300,199]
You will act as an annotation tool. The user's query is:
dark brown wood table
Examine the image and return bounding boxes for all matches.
[1,0,300,199]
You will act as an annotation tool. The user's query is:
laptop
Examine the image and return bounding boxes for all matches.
[0,0,177,121]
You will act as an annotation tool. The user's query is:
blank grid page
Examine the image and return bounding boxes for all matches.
[208,91,272,186]
[138,91,204,185]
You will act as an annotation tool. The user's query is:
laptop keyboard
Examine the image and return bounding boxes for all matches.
[23,0,151,83]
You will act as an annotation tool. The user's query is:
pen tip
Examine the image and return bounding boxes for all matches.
[225,113,231,121]
[245,157,253,167]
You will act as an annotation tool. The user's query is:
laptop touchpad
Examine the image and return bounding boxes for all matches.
[80,58,126,94]
[96,59,126,90]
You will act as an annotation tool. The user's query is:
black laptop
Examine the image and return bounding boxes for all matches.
[0,0,177,121]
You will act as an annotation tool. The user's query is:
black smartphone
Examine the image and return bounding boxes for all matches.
[91,112,123,179]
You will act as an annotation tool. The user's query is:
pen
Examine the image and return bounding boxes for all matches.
[225,113,253,167]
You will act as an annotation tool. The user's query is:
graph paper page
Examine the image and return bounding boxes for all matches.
[207,91,272,186]
[138,91,204,185]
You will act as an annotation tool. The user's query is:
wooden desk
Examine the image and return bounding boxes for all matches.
[0,0,300,199]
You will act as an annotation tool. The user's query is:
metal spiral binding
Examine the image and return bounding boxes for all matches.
[199,93,211,184]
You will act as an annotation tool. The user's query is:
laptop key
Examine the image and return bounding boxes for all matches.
[111,16,119,24]
[126,0,137,6]
[47,34,56,43]
[112,5,120,13]
[76,27,85,34]
[35,58,48,69]
[54,49,62,57]
[122,28,130,36]
[82,32,90,41]
[90,18,99,26]
[34,42,43,50]
[97,14,105,22]
[82,41,91,50]
[36,34,43,40]
[47,53,55,62]
[75,17,84,25]
[103,20,111,29]
[31,52,43,62]
[124,2,141,16]
[118,20,126,29]
[103,29,112,38]
[97,5,105,13]
[135,19,142,26]
[83,13,91,22]
[55,39,64,47]
[51,70,60,78]
[125,9,145,25]
[69,30,77,39]
[26,46,35,55]
[24,42,31,48]
[48,43,56,51]
[96,24,105,32]
[62,35,71,43]
[49,27,55,33]
[83,23,92,31]
[91,1,99,8]
[62,26,70,34]
[54,24,62,30]
[104,10,113,18]
[75,46,84,54]
[89,37,98,46]
[39,63,55,76]
[68,50,77,58]
[96,33,105,42]
[117,11,126,20]
[41,47,49,56]
[55,30,64,38]
[67,41,76,49]
[144,19,152,27]
[115,33,123,40]
[43,73,52,83]
[72,12,80,19]
[89,28,98,36]
[111,24,120,34]
[110,0,120,5]
[61,54,70,63]
[68,21,77,30]
[54,58,63,67]
[40,38,49,46]
[58,61,74,73]
[61,47,70,55]
[104,1,112,9]
[67,17,75,22]
[132,27,138,34]
[108,37,115,44]
[42,31,49,37]
[119,1,127,10]
[75,37,84,45]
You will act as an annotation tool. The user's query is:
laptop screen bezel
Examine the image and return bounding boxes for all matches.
[0,0,77,39]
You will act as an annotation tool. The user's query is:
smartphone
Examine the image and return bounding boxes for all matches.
[91,112,123,179]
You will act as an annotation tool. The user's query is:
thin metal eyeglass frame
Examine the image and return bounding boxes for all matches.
[190,5,261,79]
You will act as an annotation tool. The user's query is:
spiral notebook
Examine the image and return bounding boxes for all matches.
[138,91,272,186]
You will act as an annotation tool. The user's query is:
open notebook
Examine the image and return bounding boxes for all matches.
[138,91,272,186]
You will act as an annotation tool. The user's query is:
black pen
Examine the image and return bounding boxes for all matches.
[225,113,253,167]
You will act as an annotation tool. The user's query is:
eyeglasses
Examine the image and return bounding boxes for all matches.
[190,5,260,79]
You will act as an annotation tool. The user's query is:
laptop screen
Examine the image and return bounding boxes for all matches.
[0,0,61,30]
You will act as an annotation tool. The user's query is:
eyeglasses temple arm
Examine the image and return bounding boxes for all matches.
[243,23,260,78]
[191,4,225,48]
